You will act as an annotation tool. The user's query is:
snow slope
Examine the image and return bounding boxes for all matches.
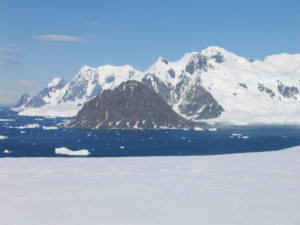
[1,146,300,225]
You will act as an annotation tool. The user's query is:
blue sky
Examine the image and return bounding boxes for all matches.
[0,0,300,105]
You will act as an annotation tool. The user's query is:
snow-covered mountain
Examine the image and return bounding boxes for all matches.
[14,46,300,124]
[14,93,31,108]
[25,78,67,107]
[14,65,141,117]
[138,46,300,124]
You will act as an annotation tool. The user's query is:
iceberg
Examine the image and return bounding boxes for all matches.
[55,147,90,156]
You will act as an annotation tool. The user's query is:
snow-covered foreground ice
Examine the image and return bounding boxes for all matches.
[1,147,300,225]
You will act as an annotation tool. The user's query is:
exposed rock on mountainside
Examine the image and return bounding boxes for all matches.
[67,80,194,129]
[14,93,31,108]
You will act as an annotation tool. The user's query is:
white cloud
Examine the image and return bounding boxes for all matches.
[32,34,88,43]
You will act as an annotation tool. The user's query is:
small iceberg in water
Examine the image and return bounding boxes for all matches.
[42,126,58,130]
[208,127,217,132]
[230,133,250,139]
[55,147,90,156]
[10,124,41,129]
[0,135,8,140]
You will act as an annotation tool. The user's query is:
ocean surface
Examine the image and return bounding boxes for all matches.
[1,108,300,157]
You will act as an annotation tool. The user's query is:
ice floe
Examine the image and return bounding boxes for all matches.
[55,147,90,156]
[3,149,12,154]
[0,135,8,140]
[9,124,41,129]
[42,126,58,130]
[208,127,218,131]
[0,119,15,122]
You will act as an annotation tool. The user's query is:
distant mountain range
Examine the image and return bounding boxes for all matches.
[14,46,300,125]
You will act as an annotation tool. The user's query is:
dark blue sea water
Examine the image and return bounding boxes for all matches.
[0,108,300,157]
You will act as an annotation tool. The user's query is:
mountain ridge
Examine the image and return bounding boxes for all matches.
[13,46,300,124]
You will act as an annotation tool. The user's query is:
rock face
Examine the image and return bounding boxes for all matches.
[14,93,31,107]
[67,80,194,129]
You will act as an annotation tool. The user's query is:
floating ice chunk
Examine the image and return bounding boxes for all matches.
[230,133,242,138]
[3,149,12,154]
[20,131,26,134]
[120,146,125,149]
[0,119,15,122]
[208,128,217,131]
[242,136,250,139]
[0,135,8,140]
[55,147,90,156]
[10,124,41,129]
[42,126,58,130]
[194,127,204,131]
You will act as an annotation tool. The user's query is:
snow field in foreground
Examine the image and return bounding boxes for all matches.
[0,147,300,225]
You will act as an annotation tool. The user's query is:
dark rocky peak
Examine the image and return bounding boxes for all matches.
[67,80,195,130]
